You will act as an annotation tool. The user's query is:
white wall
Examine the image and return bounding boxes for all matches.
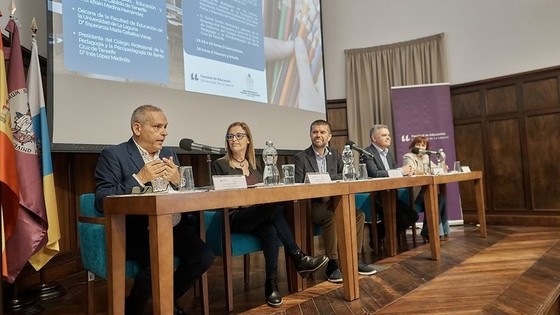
[0,0,47,57]
[322,0,560,99]
[5,1,560,101]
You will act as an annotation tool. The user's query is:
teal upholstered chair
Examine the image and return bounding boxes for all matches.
[396,188,418,246]
[78,193,204,314]
[355,193,378,252]
[205,209,269,313]
[355,190,417,254]
[78,193,141,315]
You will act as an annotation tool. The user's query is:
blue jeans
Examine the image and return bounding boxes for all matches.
[416,193,449,236]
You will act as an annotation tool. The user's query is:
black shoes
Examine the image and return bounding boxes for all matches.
[265,276,283,307]
[294,250,328,274]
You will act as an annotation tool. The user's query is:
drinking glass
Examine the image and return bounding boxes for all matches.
[179,166,195,191]
[358,163,368,180]
[453,161,462,173]
[282,164,295,185]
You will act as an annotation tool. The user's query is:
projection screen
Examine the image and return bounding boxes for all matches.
[47,0,326,152]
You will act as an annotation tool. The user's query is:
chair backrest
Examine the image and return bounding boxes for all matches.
[78,193,140,279]
[397,188,424,212]
[204,210,263,257]
[355,193,372,222]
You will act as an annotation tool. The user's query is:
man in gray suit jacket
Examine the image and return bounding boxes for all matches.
[361,124,419,237]
[294,119,377,283]
[95,105,214,315]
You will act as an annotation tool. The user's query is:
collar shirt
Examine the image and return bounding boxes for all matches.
[372,143,390,170]
[313,146,329,173]
[134,140,181,226]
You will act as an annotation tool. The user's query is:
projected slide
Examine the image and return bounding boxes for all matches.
[53,0,324,112]
[62,0,169,84]
[182,1,267,102]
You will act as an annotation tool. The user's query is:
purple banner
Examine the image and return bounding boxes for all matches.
[391,83,462,221]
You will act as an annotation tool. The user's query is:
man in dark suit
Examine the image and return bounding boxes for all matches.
[94,104,214,315]
[361,124,419,236]
[294,119,377,283]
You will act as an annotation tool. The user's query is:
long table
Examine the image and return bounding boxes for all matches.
[424,170,487,260]
[104,181,361,315]
[103,171,486,314]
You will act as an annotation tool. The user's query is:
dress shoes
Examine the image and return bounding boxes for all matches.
[265,276,283,307]
[294,251,328,274]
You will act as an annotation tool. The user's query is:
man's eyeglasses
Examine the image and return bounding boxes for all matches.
[225,133,246,141]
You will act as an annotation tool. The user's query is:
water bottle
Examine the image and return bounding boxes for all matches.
[262,141,280,186]
[342,145,356,181]
[436,149,447,173]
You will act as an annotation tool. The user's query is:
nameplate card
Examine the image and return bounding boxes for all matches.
[387,169,403,178]
[305,172,332,184]
[212,175,247,190]
[432,167,445,175]
[461,166,471,173]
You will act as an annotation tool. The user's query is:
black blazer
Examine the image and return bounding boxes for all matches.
[361,144,398,178]
[211,156,264,182]
[293,146,343,183]
[94,137,179,259]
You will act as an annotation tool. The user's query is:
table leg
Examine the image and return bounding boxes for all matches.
[285,200,305,292]
[198,212,209,315]
[148,214,174,315]
[424,184,441,260]
[107,214,126,315]
[474,178,487,238]
[334,194,359,301]
[382,190,397,257]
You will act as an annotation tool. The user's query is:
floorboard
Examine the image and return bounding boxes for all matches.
[8,225,560,315]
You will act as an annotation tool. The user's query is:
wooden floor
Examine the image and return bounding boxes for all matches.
[10,225,560,314]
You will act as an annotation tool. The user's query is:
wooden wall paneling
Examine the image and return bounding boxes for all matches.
[453,123,485,212]
[452,66,560,226]
[327,100,348,153]
[487,119,525,210]
[526,113,560,210]
[486,84,518,116]
[52,153,74,252]
[522,76,559,111]
[451,90,482,119]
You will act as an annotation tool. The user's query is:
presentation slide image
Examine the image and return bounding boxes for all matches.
[182,0,265,71]
[184,52,267,103]
[62,0,169,84]
[182,0,267,101]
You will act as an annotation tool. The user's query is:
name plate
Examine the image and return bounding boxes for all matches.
[461,166,471,173]
[305,172,332,184]
[212,175,247,190]
[387,169,403,178]
[432,167,445,175]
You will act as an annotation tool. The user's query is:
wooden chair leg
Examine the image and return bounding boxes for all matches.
[87,271,95,315]
[369,192,379,254]
[412,223,417,246]
[222,209,234,313]
[243,254,250,285]
[198,212,209,315]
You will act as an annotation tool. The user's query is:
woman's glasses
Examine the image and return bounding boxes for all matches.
[225,133,246,141]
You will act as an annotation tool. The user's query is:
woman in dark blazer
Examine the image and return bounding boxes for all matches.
[211,121,327,308]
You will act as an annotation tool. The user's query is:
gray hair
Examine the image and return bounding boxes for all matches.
[369,124,389,137]
[130,104,162,127]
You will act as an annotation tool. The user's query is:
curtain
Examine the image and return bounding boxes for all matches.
[345,33,447,148]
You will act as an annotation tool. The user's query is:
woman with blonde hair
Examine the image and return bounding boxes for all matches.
[211,121,327,307]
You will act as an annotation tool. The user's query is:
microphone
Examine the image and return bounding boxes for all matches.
[411,148,438,155]
[346,140,374,158]
[179,138,225,155]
